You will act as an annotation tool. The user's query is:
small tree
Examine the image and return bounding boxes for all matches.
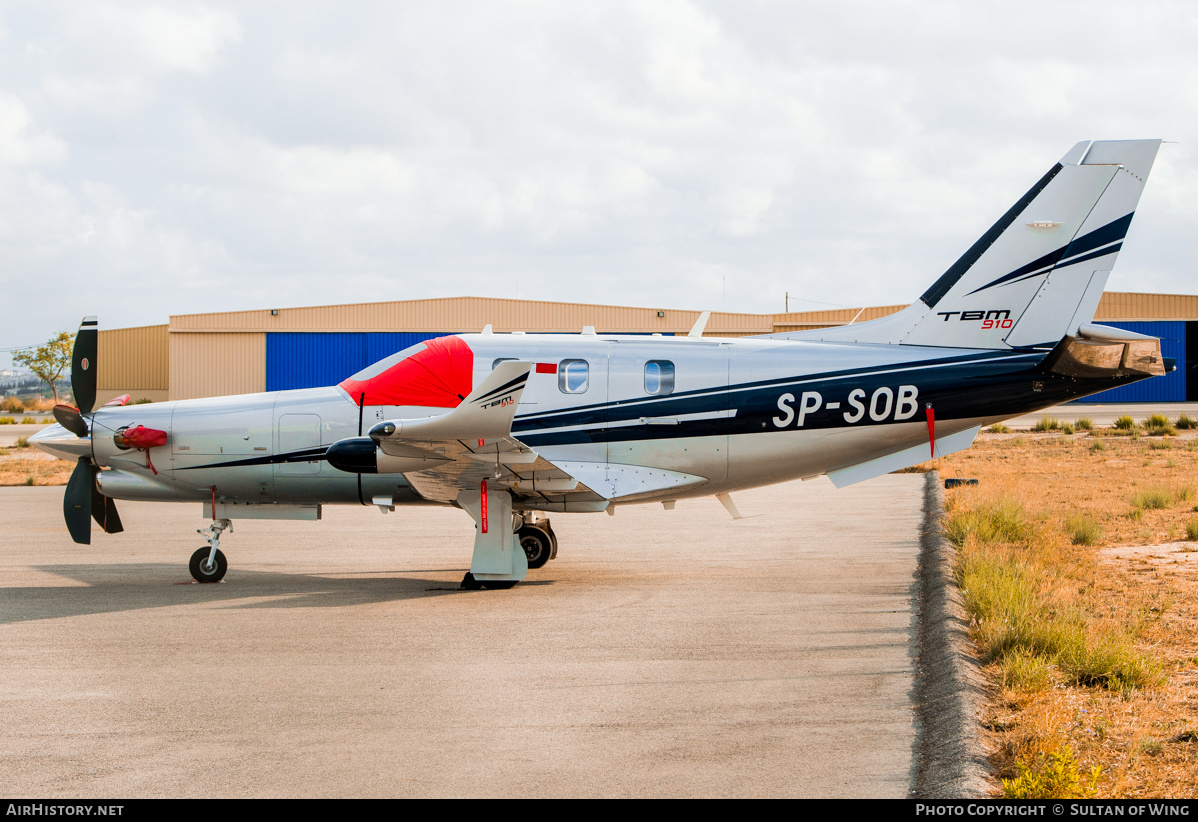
[12,331,73,403]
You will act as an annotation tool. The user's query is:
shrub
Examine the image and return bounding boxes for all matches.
[1143,413,1176,436]
[1003,747,1101,799]
[20,417,39,424]
[1131,488,1173,510]
[1114,415,1137,430]
[1033,417,1061,432]
[14,436,30,448]
[1075,417,1094,430]
[1066,514,1101,546]
[1089,440,1106,453]
[1185,519,1198,541]
[0,396,24,413]
[988,423,1011,434]
[1177,415,1198,430]
[0,417,15,425]
[132,398,155,405]
[1149,439,1172,450]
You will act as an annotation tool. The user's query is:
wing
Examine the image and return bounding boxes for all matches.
[331,361,709,510]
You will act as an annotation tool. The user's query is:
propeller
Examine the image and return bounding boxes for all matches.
[56,316,123,544]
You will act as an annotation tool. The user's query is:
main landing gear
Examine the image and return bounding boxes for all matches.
[190,518,231,583]
[455,485,562,591]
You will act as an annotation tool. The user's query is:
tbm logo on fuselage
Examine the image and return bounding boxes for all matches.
[937,309,1013,330]
[772,385,919,428]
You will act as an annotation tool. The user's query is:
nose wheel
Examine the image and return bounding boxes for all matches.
[189,546,228,582]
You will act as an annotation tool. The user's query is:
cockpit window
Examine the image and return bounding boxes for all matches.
[346,341,429,382]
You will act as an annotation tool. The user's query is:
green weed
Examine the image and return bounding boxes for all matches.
[1066,514,1101,546]
[944,499,1030,547]
[1143,413,1176,436]
[1003,747,1101,799]
[1131,488,1173,510]
[1033,417,1061,432]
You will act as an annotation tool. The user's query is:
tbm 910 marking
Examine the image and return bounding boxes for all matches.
[773,385,920,428]
[937,309,1014,329]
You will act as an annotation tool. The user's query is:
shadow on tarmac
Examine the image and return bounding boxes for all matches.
[0,563,557,623]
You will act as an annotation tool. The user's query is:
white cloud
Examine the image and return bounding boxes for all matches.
[1,0,1197,363]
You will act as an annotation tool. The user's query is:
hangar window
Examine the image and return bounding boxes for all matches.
[644,360,675,395]
[558,360,589,394]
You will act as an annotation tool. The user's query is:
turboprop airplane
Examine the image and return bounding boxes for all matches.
[32,139,1169,589]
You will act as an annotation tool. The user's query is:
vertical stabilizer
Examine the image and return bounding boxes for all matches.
[774,140,1161,348]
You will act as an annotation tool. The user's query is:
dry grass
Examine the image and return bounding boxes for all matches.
[0,453,73,486]
[920,429,1198,797]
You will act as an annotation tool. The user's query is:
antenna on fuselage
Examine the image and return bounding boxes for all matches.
[687,311,711,338]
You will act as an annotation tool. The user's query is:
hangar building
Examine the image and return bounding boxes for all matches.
[96,292,1198,406]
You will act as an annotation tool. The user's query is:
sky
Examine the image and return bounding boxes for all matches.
[2,1,1197,367]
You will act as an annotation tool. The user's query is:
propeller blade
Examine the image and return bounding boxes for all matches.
[91,478,123,534]
[71,316,98,415]
[52,404,89,438]
[64,459,93,545]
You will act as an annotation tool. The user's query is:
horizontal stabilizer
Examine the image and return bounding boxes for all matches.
[827,426,980,488]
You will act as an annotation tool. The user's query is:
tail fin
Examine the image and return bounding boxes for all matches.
[782,140,1161,349]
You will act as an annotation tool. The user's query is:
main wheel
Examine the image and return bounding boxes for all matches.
[517,526,552,569]
[189,547,227,583]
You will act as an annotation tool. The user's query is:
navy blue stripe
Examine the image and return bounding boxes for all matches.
[921,163,1063,308]
[967,213,1133,295]
[474,373,528,404]
[180,446,329,470]
[513,349,1027,426]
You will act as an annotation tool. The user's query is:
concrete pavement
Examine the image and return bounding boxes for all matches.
[1,476,925,798]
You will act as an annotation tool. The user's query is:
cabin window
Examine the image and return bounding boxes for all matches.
[558,360,589,393]
[644,360,675,395]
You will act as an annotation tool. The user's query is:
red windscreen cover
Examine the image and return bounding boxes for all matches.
[339,335,474,407]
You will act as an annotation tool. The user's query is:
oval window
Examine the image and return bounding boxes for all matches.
[558,360,589,394]
[644,360,675,395]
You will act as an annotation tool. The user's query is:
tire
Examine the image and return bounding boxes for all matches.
[481,580,518,590]
[517,526,552,569]
[189,547,227,583]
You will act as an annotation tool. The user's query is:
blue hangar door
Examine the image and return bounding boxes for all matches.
[266,332,447,392]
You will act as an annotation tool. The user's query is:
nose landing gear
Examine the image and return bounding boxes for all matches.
[190,518,231,583]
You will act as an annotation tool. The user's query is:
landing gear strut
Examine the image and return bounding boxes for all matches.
[191,518,231,583]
